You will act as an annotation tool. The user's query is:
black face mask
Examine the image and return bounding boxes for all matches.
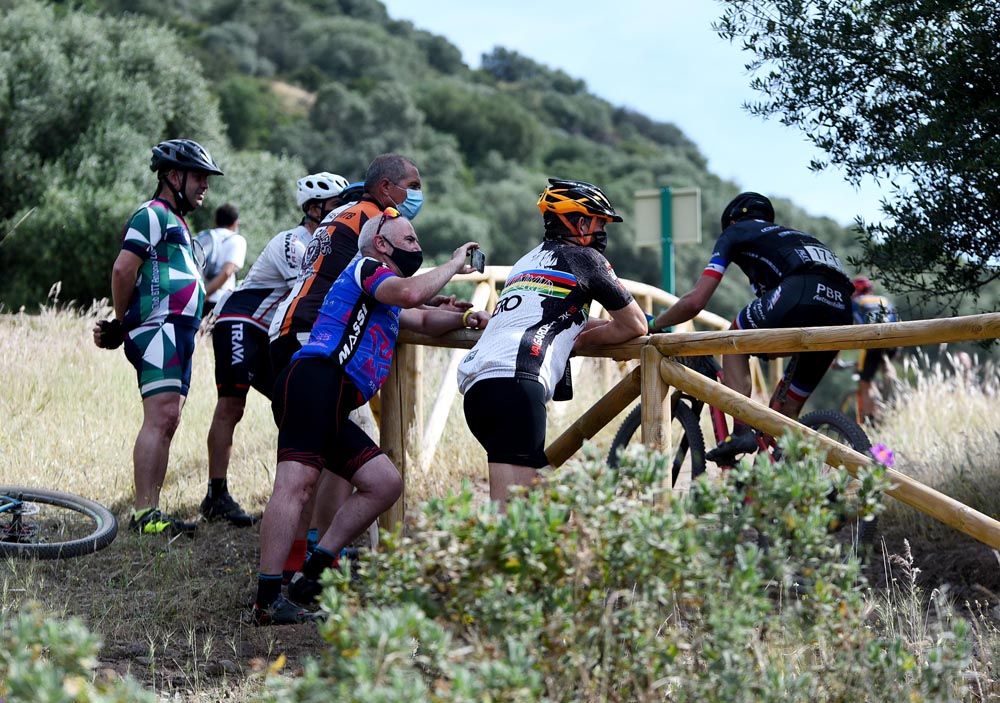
[591,231,608,254]
[387,244,423,277]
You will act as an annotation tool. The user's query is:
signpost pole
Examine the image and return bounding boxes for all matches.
[660,186,674,294]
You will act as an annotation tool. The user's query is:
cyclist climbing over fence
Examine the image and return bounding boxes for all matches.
[650,192,854,464]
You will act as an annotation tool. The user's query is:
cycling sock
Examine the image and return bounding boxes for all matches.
[207,478,228,498]
[255,573,282,608]
[306,528,319,552]
[302,546,338,581]
[283,539,308,575]
[132,507,154,521]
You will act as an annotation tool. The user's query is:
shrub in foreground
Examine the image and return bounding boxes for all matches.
[265,437,972,702]
[0,605,154,702]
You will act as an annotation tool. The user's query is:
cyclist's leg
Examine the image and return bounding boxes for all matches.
[857,348,883,422]
[776,351,837,419]
[134,392,185,510]
[124,321,196,511]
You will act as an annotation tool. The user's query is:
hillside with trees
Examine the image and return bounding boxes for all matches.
[1,0,859,318]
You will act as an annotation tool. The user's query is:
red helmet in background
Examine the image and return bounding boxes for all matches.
[852,276,874,296]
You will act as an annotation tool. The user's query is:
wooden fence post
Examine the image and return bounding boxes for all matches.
[640,345,670,454]
[378,342,421,532]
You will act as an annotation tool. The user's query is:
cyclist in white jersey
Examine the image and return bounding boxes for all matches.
[458,179,647,508]
[200,172,349,526]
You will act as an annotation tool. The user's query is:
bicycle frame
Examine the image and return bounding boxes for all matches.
[671,354,803,464]
[0,494,23,514]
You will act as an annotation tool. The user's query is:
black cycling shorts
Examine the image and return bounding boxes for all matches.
[736,272,854,400]
[271,356,382,480]
[463,377,549,468]
[213,320,274,399]
[269,333,303,378]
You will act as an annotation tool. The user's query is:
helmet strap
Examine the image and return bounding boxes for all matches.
[159,171,194,215]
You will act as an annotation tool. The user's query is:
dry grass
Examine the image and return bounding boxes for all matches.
[0,307,632,699]
[864,352,1000,592]
[3,308,999,699]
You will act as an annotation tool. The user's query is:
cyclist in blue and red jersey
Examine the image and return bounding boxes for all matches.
[252,210,490,625]
[92,139,223,537]
[651,192,854,463]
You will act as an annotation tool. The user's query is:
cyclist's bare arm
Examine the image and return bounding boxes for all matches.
[652,274,721,331]
[574,299,647,351]
[205,261,238,296]
[110,250,142,320]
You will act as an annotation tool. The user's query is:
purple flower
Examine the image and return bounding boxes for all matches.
[870,443,895,467]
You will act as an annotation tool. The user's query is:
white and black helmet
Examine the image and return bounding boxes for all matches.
[296,172,349,209]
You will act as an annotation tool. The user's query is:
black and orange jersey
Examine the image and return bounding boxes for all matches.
[270,196,383,341]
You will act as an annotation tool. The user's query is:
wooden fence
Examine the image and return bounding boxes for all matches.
[378,266,1000,549]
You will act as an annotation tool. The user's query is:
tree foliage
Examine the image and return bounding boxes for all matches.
[717,0,1000,306]
[0,1,306,308]
[0,0,861,314]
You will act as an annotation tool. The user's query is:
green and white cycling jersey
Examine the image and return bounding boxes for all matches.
[120,198,205,329]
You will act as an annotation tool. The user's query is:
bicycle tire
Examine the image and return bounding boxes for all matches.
[799,409,871,455]
[0,487,118,559]
[797,411,877,548]
[607,399,706,488]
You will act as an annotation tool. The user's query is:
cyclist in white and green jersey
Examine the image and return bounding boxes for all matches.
[93,138,223,537]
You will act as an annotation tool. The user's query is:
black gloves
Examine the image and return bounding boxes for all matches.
[96,319,125,349]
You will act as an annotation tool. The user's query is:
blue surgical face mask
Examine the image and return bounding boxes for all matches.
[396,187,424,220]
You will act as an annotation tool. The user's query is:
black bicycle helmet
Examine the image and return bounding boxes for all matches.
[720,191,774,230]
[537,178,623,222]
[150,139,224,176]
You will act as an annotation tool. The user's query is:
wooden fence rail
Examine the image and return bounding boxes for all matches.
[382,276,1000,548]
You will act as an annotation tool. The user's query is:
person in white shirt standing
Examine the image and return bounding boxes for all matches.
[197,203,247,317]
[200,174,349,526]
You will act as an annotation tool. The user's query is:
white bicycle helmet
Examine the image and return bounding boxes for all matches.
[296,172,350,209]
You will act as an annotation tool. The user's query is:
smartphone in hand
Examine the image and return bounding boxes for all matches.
[469,248,486,273]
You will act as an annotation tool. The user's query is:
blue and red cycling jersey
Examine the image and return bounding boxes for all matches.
[293,254,400,401]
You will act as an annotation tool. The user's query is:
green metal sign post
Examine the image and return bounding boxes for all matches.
[660,186,674,294]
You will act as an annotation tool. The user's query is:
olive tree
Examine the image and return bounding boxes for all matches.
[717,1,1000,305]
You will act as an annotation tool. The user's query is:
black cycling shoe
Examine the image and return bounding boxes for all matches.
[200,491,257,527]
[250,595,319,626]
[287,572,324,607]
[129,508,197,537]
[706,429,759,465]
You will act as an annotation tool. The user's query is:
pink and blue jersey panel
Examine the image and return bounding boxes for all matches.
[294,255,400,401]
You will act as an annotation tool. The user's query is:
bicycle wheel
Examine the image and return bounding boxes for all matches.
[0,487,118,559]
[607,398,706,489]
[796,411,877,547]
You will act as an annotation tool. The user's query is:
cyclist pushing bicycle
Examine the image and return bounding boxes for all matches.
[650,192,854,464]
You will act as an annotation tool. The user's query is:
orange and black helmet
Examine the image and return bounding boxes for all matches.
[537,178,623,223]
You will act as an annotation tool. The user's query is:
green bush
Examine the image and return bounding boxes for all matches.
[266,437,972,702]
[0,605,154,702]
[0,0,226,309]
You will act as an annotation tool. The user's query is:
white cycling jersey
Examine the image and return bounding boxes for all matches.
[457,240,633,401]
[198,227,247,304]
[216,224,312,332]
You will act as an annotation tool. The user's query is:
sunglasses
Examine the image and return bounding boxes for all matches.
[375,206,401,239]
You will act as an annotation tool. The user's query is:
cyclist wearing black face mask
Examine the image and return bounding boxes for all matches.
[458,178,648,508]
